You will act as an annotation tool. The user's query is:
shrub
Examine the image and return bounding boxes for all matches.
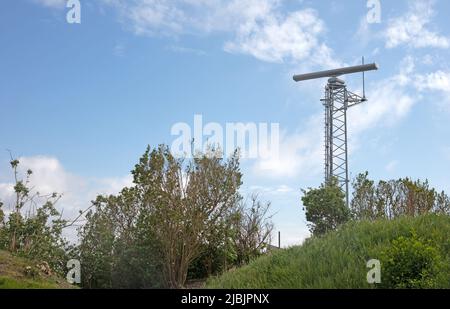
[301,179,350,236]
[0,159,70,276]
[380,233,444,288]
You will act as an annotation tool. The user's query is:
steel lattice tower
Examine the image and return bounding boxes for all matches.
[293,62,378,207]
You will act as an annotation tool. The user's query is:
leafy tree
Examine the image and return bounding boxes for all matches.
[0,201,5,244]
[351,172,450,221]
[135,145,242,288]
[76,196,116,288]
[78,145,272,288]
[376,180,400,219]
[435,191,450,215]
[301,179,350,236]
[351,171,377,220]
[0,158,71,275]
[77,188,165,288]
[402,179,436,216]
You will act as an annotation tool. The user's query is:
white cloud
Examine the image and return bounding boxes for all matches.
[32,0,67,9]
[103,0,337,66]
[0,184,14,211]
[102,0,271,35]
[355,16,375,47]
[90,174,134,197]
[421,54,434,65]
[252,114,323,179]
[385,160,399,172]
[113,43,126,57]
[349,55,450,144]
[277,223,310,247]
[388,56,450,108]
[444,146,450,161]
[415,70,450,93]
[123,0,186,36]
[275,184,294,194]
[224,8,337,66]
[0,156,82,210]
[248,184,295,196]
[349,77,416,135]
[166,45,207,56]
[348,55,450,136]
[17,156,80,195]
[413,70,450,111]
[384,0,449,49]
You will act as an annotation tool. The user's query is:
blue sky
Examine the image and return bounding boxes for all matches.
[1,0,450,245]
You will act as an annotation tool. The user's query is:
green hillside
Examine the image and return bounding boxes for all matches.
[207,214,450,289]
[0,250,76,289]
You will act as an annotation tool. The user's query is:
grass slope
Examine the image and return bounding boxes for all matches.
[207,214,450,288]
[0,250,76,289]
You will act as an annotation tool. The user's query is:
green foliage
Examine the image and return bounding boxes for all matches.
[189,196,273,279]
[207,214,450,289]
[0,159,70,276]
[351,172,450,221]
[379,233,446,288]
[76,189,166,288]
[76,197,117,288]
[301,179,350,236]
[0,202,4,242]
[350,172,379,220]
[78,145,273,288]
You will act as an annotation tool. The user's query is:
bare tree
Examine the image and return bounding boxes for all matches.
[234,195,274,265]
